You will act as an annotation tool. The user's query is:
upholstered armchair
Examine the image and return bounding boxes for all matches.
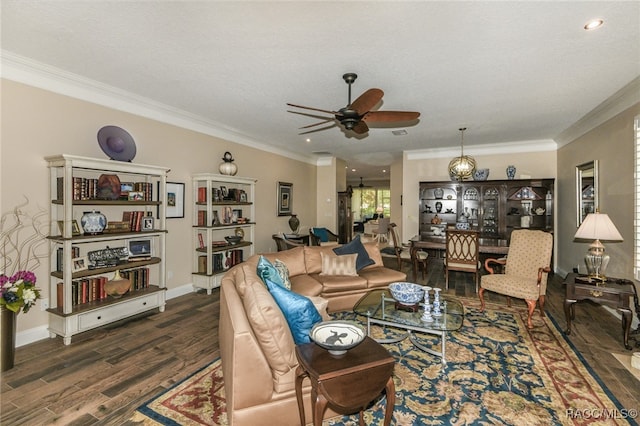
[444,229,480,292]
[479,229,553,329]
[309,227,340,246]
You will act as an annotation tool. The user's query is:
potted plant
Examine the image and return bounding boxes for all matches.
[0,199,46,371]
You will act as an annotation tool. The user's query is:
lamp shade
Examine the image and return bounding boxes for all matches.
[574,213,623,242]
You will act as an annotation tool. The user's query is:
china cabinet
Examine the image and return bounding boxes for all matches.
[192,173,256,294]
[419,179,554,240]
[46,154,169,345]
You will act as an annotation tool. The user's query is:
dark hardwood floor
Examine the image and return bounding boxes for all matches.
[1,257,638,425]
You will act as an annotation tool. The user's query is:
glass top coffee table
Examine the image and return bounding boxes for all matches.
[353,287,464,365]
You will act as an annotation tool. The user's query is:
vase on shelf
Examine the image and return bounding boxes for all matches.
[1,306,16,372]
[506,165,516,180]
[219,151,238,176]
[81,210,107,235]
[434,187,444,199]
[288,214,300,234]
[104,270,132,299]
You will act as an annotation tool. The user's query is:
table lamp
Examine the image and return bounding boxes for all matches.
[573,212,623,281]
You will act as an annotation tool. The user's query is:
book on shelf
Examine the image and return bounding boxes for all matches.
[197,211,207,226]
[122,210,146,231]
[57,246,80,271]
[197,187,207,203]
[198,233,205,249]
[198,255,207,273]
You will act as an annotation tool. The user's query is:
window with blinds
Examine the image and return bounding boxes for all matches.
[635,116,640,280]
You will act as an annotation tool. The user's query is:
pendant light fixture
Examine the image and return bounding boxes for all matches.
[448,127,476,181]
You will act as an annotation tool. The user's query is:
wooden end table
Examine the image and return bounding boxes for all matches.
[294,336,395,426]
[564,272,638,350]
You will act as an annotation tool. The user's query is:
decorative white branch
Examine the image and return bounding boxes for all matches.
[1,197,49,276]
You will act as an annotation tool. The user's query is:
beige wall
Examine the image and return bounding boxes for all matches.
[1,79,317,334]
[315,159,338,231]
[401,150,557,243]
[557,103,640,278]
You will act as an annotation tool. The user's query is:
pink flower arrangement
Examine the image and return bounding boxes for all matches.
[0,270,41,314]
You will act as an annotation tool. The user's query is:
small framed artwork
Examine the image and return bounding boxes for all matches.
[120,182,134,200]
[277,181,293,216]
[142,216,154,231]
[57,220,81,236]
[72,256,89,273]
[165,182,185,219]
[220,186,228,199]
[128,191,144,201]
[239,191,248,203]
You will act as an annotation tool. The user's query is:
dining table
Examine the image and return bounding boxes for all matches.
[409,235,510,280]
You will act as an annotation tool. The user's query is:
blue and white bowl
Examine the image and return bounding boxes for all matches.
[389,282,424,306]
[310,321,366,356]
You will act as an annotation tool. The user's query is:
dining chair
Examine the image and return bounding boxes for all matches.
[383,223,428,278]
[372,217,390,243]
[272,234,305,252]
[479,229,553,329]
[444,229,480,292]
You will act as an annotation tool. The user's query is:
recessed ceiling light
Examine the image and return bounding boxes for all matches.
[392,129,408,136]
[305,138,311,143]
[351,168,356,172]
[382,169,387,173]
[584,19,604,30]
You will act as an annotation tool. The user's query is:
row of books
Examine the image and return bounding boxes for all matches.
[56,177,153,201]
[196,187,248,203]
[55,267,150,308]
[122,211,152,231]
[119,267,150,290]
[57,276,108,307]
[197,249,244,273]
[196,208,242,226]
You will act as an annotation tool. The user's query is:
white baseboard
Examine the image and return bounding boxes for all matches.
[16,282,201,347]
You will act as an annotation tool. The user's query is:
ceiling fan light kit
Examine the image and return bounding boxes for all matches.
[448,127,477,181]
[287,73,420,135]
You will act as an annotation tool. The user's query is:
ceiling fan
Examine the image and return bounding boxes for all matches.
[287,73,420,135]
[358,177,372,188]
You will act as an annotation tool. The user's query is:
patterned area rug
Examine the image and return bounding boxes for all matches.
[131,299,637,426]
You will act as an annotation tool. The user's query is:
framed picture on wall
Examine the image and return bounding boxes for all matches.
[165,182,185,219]
[277,181,292,216]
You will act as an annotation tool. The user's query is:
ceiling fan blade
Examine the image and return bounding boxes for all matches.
[351,120,369,134]
[349,88,384,115]
[363,110,421,123]
[299,119,335,129]
[299,123,338,135]
[287,103,341,116]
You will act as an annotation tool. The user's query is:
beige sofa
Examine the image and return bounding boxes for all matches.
[219,243,406,425]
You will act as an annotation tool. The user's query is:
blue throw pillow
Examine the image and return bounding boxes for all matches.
[256,255,286,288]
[263,277,322,345]
[333,234,375,271]
[313,227,329,242]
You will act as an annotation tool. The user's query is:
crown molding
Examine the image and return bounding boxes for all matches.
[0,50,316,165]
[405,139,557,161]
[555,75,640,147]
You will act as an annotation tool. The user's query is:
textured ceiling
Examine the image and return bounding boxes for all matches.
[2,1,639,182]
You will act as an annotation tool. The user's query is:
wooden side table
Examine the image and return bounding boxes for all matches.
[564,273,638,350]
[295,336,395,426]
